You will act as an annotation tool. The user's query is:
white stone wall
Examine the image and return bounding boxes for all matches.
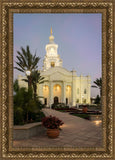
[39,67,91,106]
[18,67,91,107]
[76,76,91,104]
[18,75,28,89]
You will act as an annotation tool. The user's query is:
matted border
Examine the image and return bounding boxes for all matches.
[0,0,114,159]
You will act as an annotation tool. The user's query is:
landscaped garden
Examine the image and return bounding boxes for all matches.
[51,103,102,120]
[13,45,102,125]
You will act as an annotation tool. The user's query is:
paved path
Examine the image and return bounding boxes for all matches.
[13,109,103,148]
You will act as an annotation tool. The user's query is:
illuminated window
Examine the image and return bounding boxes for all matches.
[51,47,54,51]
[51,62,55,67]
[44,85,47,90]
[66,85,71,92]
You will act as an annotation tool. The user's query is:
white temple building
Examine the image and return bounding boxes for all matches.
[18,28,91,107]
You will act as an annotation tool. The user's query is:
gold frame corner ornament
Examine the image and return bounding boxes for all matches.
[0,1,114,159]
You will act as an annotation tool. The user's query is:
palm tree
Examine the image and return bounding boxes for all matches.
[14,45,40,88]
[22,70,45,99]
[15,45,40,73]
[92,78,102,97]
[31,70,44,99]
[13,79,19,93]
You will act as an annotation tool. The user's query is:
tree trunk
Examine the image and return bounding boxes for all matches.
[33,84,37,100]
[26,111,28,122]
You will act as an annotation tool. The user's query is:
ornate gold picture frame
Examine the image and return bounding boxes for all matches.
[0,0,114,159]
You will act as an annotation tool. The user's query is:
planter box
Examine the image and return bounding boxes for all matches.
[13,122,46,140]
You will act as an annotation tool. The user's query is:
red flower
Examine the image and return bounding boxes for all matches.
[42,115,64,129]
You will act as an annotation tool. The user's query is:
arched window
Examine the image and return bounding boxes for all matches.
[51,62,55,67]
[84,89,87,94]
[77,88,79,94]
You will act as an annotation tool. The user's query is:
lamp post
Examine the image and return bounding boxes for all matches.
[25,70,32,123]
[26,70,32,90]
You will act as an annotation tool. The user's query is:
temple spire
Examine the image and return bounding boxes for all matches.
[51,27,53,35]
[49,27,54,43]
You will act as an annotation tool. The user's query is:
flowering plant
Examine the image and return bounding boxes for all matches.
[42,115,64,129]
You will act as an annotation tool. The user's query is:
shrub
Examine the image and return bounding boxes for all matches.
[30,111,45,122]
[14,107,24,125]
[51,103,68,109]
[13,87,45,125]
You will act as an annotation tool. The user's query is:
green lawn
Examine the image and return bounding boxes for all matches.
[71,113,90,120]
[57,110,67,112]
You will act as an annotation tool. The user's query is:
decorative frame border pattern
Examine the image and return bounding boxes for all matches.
[0,1,114,159]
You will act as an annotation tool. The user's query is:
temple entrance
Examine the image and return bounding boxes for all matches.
[54,96,59,104]
[66,98,68,105]
[44,98,47,105]
[53,84,61,103]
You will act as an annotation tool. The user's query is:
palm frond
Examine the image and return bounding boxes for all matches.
[17,51,28,68]
[91,85,98,88]
[31,58,39,70]
[22,79,28,82]
[16,62,25,71]
[14,67,25,73]
[21,47,27,59]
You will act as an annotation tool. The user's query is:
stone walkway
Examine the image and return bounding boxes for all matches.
[13,109,103,148]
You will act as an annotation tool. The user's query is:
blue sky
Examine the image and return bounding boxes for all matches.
[13,13,102,97]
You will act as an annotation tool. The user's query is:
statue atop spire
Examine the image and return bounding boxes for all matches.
[51,27,53,35]
[49,27,54,44]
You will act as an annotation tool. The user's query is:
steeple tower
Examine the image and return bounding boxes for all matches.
[43,28,63,71]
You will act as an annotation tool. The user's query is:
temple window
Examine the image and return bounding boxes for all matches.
[84,89,87,94]
[51,62,55,67]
